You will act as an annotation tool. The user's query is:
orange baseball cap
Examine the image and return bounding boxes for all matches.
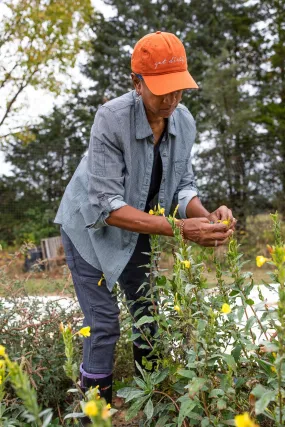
[131,31,198,96]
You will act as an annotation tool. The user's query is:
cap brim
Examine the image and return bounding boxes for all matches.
[143,70,198,96]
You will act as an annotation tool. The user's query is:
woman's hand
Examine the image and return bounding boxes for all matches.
[183,217,233,247]
[207,205,237,230]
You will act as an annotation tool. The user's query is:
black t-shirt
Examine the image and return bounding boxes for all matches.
[144,129,165,213]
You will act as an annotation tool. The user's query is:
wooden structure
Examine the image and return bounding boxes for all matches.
[41,236,65,270]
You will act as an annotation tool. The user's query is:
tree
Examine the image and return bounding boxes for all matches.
[1,99,91,244]
[0,0,94,133]
[254,0,285,215]
[83,0,266,226]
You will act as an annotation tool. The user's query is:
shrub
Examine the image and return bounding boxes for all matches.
[118,211,285,427]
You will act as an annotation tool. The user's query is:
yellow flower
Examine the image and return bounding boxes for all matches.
[59,322,64,332]
[256,256,269,268]
[174,305,181,313]
[181,260,190,269]
[271,366,277,373]
[221,303,231,314]
[159,208,165,215]
[272,352,277,359]
[235,412,259,427]
[0,346,6,357]
[218,219,231,227]
[149,209,154,215]
[84,401,98,417]
[0,360,5,369]
[101,404,112,420]
[78,326,91,337]
[98,274,104,286]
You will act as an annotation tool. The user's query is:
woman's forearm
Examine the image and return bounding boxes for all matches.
[186,196,210,218]
[105,205,175,236]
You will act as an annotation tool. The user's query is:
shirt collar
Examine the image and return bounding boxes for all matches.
[134,91,177,140]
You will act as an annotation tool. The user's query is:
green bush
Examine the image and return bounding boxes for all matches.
[117,211,285,427]
[1,213,285,426]
[0,255,82,417]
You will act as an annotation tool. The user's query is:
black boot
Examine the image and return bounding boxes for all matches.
[79,369,113,426]
[133,344,158,376]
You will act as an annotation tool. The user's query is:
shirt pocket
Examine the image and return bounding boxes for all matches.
[174,160,187,180]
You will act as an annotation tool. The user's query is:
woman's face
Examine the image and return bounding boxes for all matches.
[131,74,183,119]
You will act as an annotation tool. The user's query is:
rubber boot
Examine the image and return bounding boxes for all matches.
[79,369,113,426]
[133,344,158,376]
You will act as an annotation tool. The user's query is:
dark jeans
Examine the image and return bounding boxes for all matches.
[60,228,156,374]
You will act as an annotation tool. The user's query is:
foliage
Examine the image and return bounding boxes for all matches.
[1,102,91,245]
[0,247,82,416]
[117,209,285,426]
[0,0,94,132]
[1,211,285,425]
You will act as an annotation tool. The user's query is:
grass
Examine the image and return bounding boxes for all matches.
[7,257,272,297]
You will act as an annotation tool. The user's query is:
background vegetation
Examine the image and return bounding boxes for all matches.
[0,0,284,246]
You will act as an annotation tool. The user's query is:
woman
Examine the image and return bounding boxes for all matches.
[55,31,234,407]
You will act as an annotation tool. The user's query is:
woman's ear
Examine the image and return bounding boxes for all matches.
[131,73,142,95]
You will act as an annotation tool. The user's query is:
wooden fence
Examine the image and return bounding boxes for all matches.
[41,236,65,270]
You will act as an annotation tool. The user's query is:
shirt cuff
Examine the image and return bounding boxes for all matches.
[177,189,198,219]
[102,196,128,226]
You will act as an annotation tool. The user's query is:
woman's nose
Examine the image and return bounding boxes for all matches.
[163,92,177,105]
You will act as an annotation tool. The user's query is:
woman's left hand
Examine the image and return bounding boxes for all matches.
[207,205,237,230]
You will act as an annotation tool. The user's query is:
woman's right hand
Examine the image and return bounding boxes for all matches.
[183,217,233,247]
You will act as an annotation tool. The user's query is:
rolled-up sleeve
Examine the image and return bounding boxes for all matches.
[173,155,198,219]
[86,106,127,230]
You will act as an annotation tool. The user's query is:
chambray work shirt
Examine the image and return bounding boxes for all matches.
[54,90,198,291]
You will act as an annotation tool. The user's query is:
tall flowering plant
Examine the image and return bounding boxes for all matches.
[117,208,285,426]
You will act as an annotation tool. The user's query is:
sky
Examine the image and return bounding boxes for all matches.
[0,0,116,176]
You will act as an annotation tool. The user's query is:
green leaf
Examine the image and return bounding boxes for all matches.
[209,389,225,398]
[151,369,169,385]
[245,298,255,305]
[255,390,276,415]
[217,399,227,410]
[177,400,197,427]
[229,290,240,296]
[129,333,141,341]
[231,345,242,362]
[222,354,237,373]
[144,399,154,420]
[245,316,257,332]
[185,284,196,294]
[177,369,195,379]
[126,395,150,421]
[155,415,170,426]
[186,378,207,396]
[251,384,269,399]
[64,412,85,419]
[135,316,155,327]
[117,387,145,402]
